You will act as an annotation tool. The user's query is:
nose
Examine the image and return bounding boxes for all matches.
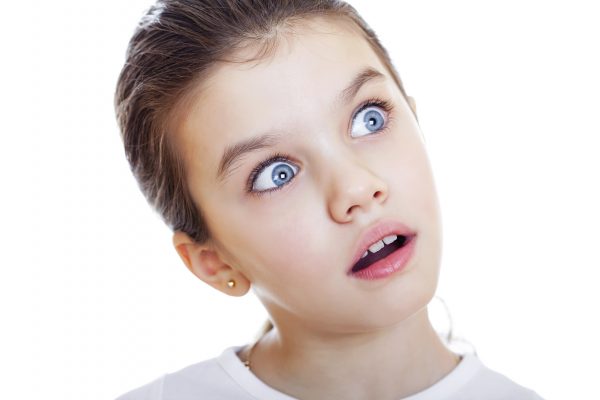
[327,158,389,223]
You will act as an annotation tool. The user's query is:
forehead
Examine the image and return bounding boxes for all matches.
[176,16,392,181]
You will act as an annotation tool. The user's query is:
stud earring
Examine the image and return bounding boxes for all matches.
[226,279,236,288]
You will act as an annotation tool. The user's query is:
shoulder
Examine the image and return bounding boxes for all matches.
[404,353,543,400]
[115,347,252,400]
[450,353,544,400]
[115,374,164,400]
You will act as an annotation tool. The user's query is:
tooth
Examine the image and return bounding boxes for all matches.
[368,240,385,253]
[361,251,368,259]
[382,235,398,245]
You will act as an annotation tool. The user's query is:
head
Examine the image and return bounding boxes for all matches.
[116,0,441,335]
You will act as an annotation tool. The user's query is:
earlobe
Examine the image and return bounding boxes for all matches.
[172,231,251,297]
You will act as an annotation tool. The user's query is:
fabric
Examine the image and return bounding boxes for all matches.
[116,346,544,400]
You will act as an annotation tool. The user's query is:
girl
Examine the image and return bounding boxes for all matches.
[115,1,543,399]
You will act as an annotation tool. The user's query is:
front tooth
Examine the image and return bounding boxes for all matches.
[361,251,369,259]
[382,235,398,245]
[368,240,385,253]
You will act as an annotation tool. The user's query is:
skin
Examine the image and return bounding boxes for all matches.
[172,16,459,399]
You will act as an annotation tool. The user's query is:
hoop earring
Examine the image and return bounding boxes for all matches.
[226,279,236,288]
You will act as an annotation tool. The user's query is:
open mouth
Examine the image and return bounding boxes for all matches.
[351,234,412,273]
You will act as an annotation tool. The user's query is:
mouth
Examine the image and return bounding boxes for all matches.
[351,234,413,273]
[347,221,417,279]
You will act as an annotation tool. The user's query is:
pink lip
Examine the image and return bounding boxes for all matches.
[347,220,417,280]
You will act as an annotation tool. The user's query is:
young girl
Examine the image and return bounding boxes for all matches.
[115,1,543,399]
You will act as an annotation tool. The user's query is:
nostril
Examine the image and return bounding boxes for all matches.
[346,204,359,216]
[373,190,385,200]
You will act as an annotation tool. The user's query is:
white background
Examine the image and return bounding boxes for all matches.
[1,1,598,398]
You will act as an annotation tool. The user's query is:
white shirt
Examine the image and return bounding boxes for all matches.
[116,346,544,400]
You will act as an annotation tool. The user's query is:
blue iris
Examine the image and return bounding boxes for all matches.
[350,104,387,138]
[363,109,385,132]
[271,163,294,187]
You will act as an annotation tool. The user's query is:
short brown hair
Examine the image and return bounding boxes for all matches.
[115,0,409,243]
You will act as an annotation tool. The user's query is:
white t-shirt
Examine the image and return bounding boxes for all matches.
[116,346,544,400]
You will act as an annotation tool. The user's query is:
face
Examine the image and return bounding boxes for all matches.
[175,17,443,335]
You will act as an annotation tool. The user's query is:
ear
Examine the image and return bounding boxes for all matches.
[407,95,424,141]
[172,231,251,297]
[407,95,417,117]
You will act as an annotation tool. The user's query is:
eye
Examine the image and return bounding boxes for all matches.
[350,101,390,138]
[250,156,298,193]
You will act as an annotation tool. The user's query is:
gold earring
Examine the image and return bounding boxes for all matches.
[226,279,236,288]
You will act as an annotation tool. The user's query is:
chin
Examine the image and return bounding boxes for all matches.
[345,281,438,333]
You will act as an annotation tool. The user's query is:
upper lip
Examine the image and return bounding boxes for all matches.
[347,220,417,273]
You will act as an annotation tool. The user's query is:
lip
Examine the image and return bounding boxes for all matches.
[347,220,417,279]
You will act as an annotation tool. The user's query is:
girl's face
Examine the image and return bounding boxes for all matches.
[175,17,443,333]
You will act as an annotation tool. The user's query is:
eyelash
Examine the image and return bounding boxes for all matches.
[246,97,394,197]
[246,152,294,196]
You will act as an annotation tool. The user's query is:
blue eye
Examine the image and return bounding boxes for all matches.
[350,104,388,138]
[251,159,298,192]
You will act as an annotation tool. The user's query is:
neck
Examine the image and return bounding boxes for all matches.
[243,307,459,400]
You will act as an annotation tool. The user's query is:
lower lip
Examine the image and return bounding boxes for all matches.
[349,236,416,280]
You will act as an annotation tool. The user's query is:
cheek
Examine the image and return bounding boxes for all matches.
[382,134,443,269]
[253,211,329,280]
[206,194,327,283]
[394,136,440,216]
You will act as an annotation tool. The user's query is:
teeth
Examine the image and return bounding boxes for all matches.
[368,240,385,253]
[361,251,369,259]
[382,235,398,245]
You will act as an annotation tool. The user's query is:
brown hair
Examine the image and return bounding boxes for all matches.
[115,0,409,244]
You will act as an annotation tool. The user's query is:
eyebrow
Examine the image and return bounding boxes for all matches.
[338,67,385,105]
[216,133,282,182]
[216,67,385,182]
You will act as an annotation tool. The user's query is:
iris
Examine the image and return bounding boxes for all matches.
[271,163,294,187]
[363,109,385,132]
